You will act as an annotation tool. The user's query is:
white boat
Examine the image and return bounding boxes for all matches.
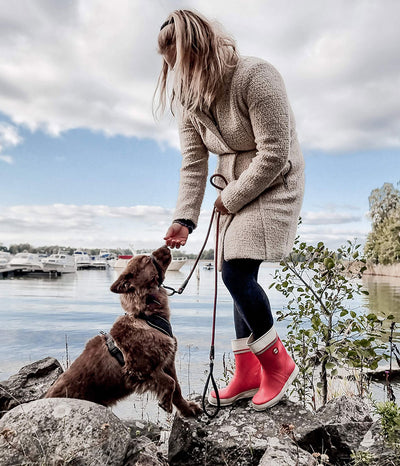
[73,250,92,269]
[112,255,133,270]
[91,250,116,269]
[0,252,11,269]
[203,262,214,270]
[167,256,187,271]
[9,253,43,272]
[111,254,187,272]
[42,253,77,274]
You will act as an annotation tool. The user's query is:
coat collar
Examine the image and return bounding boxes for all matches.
[192,109,233,153]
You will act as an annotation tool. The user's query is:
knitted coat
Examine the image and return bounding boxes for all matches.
[173,56,305,268]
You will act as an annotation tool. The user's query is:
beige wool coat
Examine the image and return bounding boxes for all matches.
[173,56,305,267]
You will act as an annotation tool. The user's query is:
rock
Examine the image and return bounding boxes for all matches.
[315,395,373,464]
[124,419,162,443]
[124,436,168,466]
[168,395,375,466]
[259,436,318,466]
[0,398,131,465]
[0,357,63,417]
[168,397,314,466]
[358,420,400,465]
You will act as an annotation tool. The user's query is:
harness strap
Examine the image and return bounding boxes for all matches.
[138,313,173,338]
[100,331,125,366]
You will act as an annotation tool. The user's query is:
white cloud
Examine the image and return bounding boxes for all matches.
[0,123,22,162]
[0,0,399,152]
[0,155,14,164]
[302,210,362,225]
[0,202,371,253]
[0,204,214,252]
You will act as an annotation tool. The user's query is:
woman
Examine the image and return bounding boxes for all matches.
[155,10,305,411]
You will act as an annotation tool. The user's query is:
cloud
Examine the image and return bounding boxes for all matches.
[302,210,362,225]
[0,122,22,162]
[0,204,214,252]
[0,155,14,164]
[0,0,399,152]
[0,202,370,253]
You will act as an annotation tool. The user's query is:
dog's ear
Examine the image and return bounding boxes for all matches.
[110,272,136,294]
[110,256,152,294]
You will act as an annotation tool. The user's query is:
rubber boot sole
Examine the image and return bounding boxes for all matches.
[208,388,259,407]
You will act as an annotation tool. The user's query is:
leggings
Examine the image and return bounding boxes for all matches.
[221,259,273,340]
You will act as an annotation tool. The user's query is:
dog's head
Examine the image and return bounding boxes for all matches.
[110,246,172,295]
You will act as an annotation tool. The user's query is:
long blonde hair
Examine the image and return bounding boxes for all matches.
[153,10,238,117]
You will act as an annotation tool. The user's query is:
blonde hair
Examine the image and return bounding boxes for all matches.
[153,9,238,117]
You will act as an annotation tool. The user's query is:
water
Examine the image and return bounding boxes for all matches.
[0,263,399,423]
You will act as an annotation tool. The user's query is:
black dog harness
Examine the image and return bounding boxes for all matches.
[100,331,125,366]
[138,313,173,338]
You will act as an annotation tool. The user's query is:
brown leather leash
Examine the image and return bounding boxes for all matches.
[162,174,228,418]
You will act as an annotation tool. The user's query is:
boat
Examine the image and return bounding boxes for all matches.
[203,262,214,270]
[0,252,11,269]
[42,253,77,274]
[8,253,43,272]
[91,250,116,269]
[111,254,187,272]
[167,256,187,271]
[73,250,92,269]
[112,255,133,270]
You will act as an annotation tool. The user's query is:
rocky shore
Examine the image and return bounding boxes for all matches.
[0,357,398,465]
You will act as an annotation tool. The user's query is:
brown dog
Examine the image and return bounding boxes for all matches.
[46,245,201,418]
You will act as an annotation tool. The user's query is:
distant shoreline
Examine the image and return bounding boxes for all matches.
[365,263,400,278]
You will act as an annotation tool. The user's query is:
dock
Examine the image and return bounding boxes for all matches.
[0,266,60,278]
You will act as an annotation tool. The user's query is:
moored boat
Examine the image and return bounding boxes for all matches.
[73,250,92,269]
[0,252,11,269]
[9,253,43,272]
[111,254,188,272]
[42,253,77,274]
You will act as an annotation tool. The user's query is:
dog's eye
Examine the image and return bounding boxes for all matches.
[124,273,133,280]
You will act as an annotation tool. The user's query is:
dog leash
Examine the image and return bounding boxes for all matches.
[163,174,228,418]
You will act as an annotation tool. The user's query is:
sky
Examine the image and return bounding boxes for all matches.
[0,0,399,254]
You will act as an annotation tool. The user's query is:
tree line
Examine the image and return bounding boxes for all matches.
[365,182,400,264]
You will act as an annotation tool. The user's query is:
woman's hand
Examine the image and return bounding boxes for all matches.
[164,223,189,249]
[214,195,229,214]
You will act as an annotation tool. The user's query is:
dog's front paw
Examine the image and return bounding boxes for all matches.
[180,400,202,418]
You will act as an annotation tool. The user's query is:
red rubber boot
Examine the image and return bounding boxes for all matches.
[247,327,299,411]
[208,337,261,406]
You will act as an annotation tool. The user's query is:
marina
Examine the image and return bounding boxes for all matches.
[0,249,189,278]
[0,262,399,422]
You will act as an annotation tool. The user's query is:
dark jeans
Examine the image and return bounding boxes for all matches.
[222,259,273,341]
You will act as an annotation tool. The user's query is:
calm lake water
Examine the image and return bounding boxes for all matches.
[1,262,399,423]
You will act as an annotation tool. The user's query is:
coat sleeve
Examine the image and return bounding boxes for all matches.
[220,62,291,214]
[173,112,209,227]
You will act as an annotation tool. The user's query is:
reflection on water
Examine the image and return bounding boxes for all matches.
[362,274,400,341]
[1,263,399,421]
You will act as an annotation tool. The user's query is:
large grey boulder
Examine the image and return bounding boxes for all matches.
[168,396,374,466]
[0,357,63,417]
[168,397,317,466]
[0,398,131,465]
[315,395,373,464]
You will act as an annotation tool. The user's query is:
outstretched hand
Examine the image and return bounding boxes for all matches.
[164,223,189,249]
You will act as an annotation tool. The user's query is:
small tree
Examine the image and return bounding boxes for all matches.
[271,238,391,409]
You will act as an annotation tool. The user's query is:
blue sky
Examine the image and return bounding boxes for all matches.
[0,0,399,254]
